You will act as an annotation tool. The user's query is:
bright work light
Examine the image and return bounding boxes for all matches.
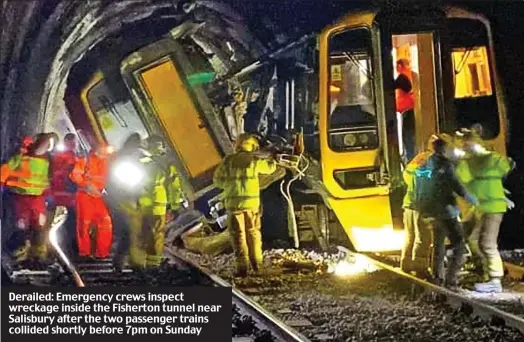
[113,161,144,188]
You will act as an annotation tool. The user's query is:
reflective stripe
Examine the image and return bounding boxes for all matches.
[4,156,49,195]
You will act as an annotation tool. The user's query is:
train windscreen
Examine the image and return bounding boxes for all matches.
[86,80,149,148]
[328,27,379,152]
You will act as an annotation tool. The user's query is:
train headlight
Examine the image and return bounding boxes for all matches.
[113,161,144,188]
[343,133,357,147]
[359,133,369,144]
[330,129,378,151]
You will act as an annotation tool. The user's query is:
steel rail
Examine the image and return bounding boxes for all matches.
[337,246,524,335]
[169,248,311,342]
[48,207,85,287]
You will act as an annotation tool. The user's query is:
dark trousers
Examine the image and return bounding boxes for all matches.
[402,110,415,162]
[432,217,466,283]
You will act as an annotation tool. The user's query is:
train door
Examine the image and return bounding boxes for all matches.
[391,32,439,161]
[136,58,223,190]
[120,38,233,199]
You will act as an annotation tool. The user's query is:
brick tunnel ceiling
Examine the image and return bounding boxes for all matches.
[0,0,355,160]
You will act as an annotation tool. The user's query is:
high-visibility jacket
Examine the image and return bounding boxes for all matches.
[402,151,432,210]
[0,154,49,196]
[70,152,108,197]
[50,151,78,205]
[138,156,168,216]
[456,152,511,214]
[167,165,183,211]
[137,155,184,216]
[403,151,468,218]
[213,151,276,211]
[395,73,414,113]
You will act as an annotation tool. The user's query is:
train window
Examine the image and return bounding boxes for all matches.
[447,18,499,139]
[452,46,492,98]
[86,80,149,149]
[328,27,378,152]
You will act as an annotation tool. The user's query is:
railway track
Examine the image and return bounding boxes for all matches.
[178,247,524,341]
[363,249,524,334]
[4,209,524,340]
[1,212,310,342]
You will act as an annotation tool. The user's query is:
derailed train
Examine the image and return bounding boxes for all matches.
[48,3,508,253]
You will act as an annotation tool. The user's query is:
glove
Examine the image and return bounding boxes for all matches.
[464,193,479,206]
[505,196,515,210]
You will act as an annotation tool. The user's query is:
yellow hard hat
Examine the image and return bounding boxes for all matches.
[235,134,259,152]
[428,133,453,153]
[455,128,482,143]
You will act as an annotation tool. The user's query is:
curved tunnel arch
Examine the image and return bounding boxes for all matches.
[1,0,351,162]
[0,0,266,160]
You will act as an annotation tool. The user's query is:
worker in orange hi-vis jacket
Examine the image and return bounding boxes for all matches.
[0,134,51,263]
[69,142,112,259]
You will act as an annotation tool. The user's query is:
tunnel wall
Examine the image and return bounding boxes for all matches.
[0,0,179,162]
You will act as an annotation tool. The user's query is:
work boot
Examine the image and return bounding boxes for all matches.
[413,268,432,280]
[474,278,503,293]
[444,278,461,291]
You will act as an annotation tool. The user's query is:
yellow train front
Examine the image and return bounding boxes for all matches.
[56,3,508,254]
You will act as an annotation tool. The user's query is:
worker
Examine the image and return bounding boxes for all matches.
[395,59,416,163]
[70,142,112,259]
[106,132,144,270]
[410,134,478,287]
[400,138,434,279]
[0,134,52,264]
[213,133,277,277]
[166,164,185,222]
[49,133,80,257]
[132,136,184,268]
[456,129,514,293]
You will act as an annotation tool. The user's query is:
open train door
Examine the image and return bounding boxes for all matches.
[120,38,233,201]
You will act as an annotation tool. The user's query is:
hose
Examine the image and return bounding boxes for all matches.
[279,152,310,248]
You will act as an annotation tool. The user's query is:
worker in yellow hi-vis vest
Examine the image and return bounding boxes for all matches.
[213,134,277,277]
